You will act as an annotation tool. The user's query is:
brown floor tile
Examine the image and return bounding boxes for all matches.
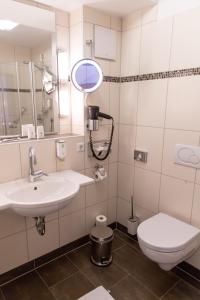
[112,232,126,251]
[37,256,78,287]
[111,275,158,300]
[82,262,127,289]
[114,230,141,252]
[0,290,4,300]
[114,245,179,297]
[50,272,94,300]
[2,271,55,300]
[162,280,200,299]
[67,244,92,270]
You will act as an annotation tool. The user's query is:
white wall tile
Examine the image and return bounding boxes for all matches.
[162,129,199,182]
[118,125,136,164]
[109,123,119,164]
[191,184,200,229]
[56,10,69,27]
[70,8,83,26]
[0,212,25,239]
[159,175,194,223]
[135,126,164,172]
[118,163,132,202]
[0,144,21,183]
[110,31,121,76]
[121,27,141,76]
[0,232,28,274]
[27,219,59,260]
[122,10,142,31]
[137,79,168,127]
[117,197,131,227]
[109,83,120,123]
[20,140,57,178]
[140,17,173,74]
[83,6,110,27]
[70,23,83,68]
[133,203,155,223]
[133,167,160,213]
[111,16,122,31]
[120,82,138,125]
[165,76,200,131]
[108,163,118,199]
[107,197,117,225]
[59,210,86,246]
[85,167,108,207]
[86,201,107,233]
[141,5,158,25]
[56,25,69,50]
[170,7,200,70]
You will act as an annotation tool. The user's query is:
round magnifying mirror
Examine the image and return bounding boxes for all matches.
[71,59,103,93]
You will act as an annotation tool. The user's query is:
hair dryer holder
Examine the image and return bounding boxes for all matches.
[88,139,111,158]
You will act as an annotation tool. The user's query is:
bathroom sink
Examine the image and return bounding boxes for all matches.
[0,175,80,217]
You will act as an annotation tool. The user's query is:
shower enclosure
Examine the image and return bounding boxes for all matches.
[0,61,57,138]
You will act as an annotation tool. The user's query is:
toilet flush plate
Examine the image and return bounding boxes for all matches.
[175,144,200,168]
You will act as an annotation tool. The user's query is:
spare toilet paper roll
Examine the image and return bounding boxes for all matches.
[96,215,107,226]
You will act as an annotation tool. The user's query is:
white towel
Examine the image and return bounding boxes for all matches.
[78,286,115,300]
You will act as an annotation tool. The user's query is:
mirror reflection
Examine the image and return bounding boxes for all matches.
[0,21,58,138]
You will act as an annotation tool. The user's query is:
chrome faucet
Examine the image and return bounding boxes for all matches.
[29,147,47,182]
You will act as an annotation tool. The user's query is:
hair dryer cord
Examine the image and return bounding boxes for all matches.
[89,119,114,161]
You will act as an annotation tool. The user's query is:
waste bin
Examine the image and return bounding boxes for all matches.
[90,226,114,267]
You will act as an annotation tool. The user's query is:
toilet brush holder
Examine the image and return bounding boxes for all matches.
[127,217,139,236]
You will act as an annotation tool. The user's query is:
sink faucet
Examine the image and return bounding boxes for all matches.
[29,147,47,182]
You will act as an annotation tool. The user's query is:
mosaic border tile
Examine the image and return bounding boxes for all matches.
[0,88,43,93]
[104,67,200,83]
[103,76,121,83]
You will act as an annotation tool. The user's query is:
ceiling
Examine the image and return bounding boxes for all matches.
[35,0,158,16]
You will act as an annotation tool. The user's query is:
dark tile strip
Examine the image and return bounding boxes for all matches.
[178,261,200,281]
[103,67,200,83]
[0,88,43,93]
[103,76,121,83]
[173,267,200,290]
[121,67,200,82]
[0,261,35,286]
[116,222,200,290]
[0,222,116,287]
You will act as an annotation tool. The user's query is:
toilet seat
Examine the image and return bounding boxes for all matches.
[137,213,200,253]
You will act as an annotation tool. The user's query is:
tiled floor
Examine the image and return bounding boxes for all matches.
[1,230,200,300]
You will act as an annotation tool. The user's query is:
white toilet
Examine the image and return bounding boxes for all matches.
[137,213,200,271]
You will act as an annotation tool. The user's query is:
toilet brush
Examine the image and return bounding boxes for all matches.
[127,196,139,235]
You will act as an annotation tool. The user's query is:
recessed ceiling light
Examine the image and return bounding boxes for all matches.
[0,20,19,31]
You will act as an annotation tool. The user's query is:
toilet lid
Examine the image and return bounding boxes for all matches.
[137,213,200,253]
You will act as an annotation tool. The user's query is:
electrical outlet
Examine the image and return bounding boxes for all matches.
[77,142,85,152]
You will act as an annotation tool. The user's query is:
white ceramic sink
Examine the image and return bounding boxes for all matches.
[0,171,94,217]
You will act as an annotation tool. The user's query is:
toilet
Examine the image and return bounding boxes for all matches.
[137,213,200,271]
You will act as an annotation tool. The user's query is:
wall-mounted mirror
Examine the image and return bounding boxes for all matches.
[71,59,103,93]
[0,0,59,139]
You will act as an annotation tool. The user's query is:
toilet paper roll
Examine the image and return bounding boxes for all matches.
[96,215,107,226]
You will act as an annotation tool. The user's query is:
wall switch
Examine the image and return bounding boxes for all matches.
[77,142,85,152]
